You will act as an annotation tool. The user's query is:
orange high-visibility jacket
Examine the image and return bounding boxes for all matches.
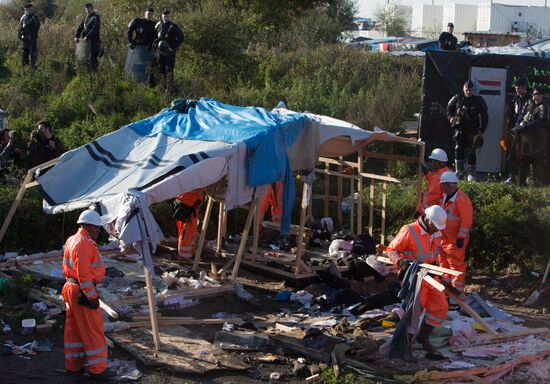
[422,166,449,211]
[62,228,105,300]
[440,190,473,255]
[385,219,441,266]
[175,189,205,211]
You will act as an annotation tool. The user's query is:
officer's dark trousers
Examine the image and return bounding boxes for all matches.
[22,39,37,69]
[453,129,476,167]
[88,41,100,71]
[158,52,176,74]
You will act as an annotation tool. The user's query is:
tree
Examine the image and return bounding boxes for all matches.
[374,1,407,37]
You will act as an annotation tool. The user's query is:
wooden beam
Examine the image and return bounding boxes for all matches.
[143,266,161,350]
[99,299,119,319]
[0,171,33,245]
[319,157,359,169]
[216,201,225,254]
[377,256,460,276]
[381,181,387,244]
[452,328,550,352]
[357,149,364,235]
[193,196,214,271]
[446,290,498,336]
[368,179,374,237]
[324,163,329,217]
[337,157,343,225]
[314,168,356,180]
[251,198,260,261]
[231,199,257,280]
[349,174,355,235]
[422,274,445,291]
[295,184,309,275]
[127,317,243,328]
[363,151,420,163]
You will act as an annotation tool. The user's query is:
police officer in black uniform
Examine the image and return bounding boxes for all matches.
[504,78,530,183]
[19,3,40,69]
[511,87,549,185]
[155,8,184,94]
[447,80,489,181]
[439,22,457,51]
[127,7,156,50]
[75,3,101,71]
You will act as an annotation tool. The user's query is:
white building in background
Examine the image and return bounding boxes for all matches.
[442,3,478,36]
[411,4,443,38]
[477,3,550,38]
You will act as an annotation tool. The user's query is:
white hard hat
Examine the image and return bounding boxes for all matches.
[77,210,102,227]
[428,148,448,163]
[424,205,447,230]
[440,171,459,184]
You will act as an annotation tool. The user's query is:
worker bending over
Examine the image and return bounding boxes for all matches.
[62,210,116,379]
[173,189,205,260]
[439,171,472,302]
[259,181,283,223]
[385,205,448,360]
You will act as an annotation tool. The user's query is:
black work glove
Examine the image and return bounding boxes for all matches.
[510,126,522,135]
[88,298,100,310]
[456,238,464,248]
[397,259,411,272]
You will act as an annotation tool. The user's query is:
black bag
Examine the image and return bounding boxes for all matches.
[351,234,377,256]
[172,200,196,222]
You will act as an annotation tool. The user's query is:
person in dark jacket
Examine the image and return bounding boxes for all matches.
[154,8,184,94]
[510,87,549,185]
[75,3,101,71]
[127,7,156,50]
[447,80,488,181]
[19,3,40,69]
[27,120,64,167]
[504,78,530,183]
[439,22,457,51]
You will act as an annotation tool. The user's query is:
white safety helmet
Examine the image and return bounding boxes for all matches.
[424,205,447,230]
[428,148,448,163]
[77,209,102,227]
[440,171,459,184]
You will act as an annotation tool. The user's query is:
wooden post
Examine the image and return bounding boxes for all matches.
[216,201,225,254]
[0,171,32,245]
[221,205,227,239]
[349,175,355,235]
[357,149,364,235]
[416,142,425,211]
[251,198,260,261]
[337,157,343,225]
[381,182,387,244]
[295,184,309,275]
[192,196,214,271]
[368,179,375,237]
[446,290,498,336]
[323,162,329,218]
[143,266,161,350]
[231,199,257,280]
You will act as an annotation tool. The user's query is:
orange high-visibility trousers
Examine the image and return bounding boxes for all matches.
[177,216,198,258]
[439,244,468,296]
[420,278,448,327]
[62,282,107,374]
[260,182,283,223]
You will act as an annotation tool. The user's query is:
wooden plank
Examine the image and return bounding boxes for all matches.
[324,163,329,217]
[359,171,402,184]
[413,349,550,382]
[127,317,243,328]
[314,168,355,180]
[331,350,340,378]
[357,149,364,235]
[311,194,339,202]
[452,328,550,352]
[110,327,250,374]
[368,179,374,237]
[99,299,119,319]
[143,266,161,350]
[319,157,359,168]
[423,274,445,291]
[295,184,309,275]
[337,157,343,225]
[231,199,257,280]
[252,199,260,261]
[241,260,316,280]
[193,196,214,271]
[216,201,225,254]
[376,256,461,276]
[446,290,498,336]
[350,175,355,235]
[381,182,387,244]
[363,151,420,163]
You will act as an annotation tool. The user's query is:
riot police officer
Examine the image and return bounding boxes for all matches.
[504,78,530,183]
[19,3,40,69]
[511,87,549,185]
[155,8,184,94]
[127,7,156,50]
[447,80,488,181]
[75,3,101,71]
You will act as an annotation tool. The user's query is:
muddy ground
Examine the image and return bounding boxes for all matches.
[1,265,549,384]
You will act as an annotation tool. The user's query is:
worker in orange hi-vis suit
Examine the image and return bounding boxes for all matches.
[62,209,116,379]
[385,205,448,360]
[439,171,473,302]
[173,188,205,260]
[419,148,450,215]
[259,181,283,223]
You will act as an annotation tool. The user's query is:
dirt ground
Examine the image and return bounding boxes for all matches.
[1,265,549,384]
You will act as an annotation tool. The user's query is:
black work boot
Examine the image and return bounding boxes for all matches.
[416,321,445,361]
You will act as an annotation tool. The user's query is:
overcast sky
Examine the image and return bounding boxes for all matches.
[356,0,550,18]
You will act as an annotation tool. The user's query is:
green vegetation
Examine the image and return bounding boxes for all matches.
[0,1,548,274]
